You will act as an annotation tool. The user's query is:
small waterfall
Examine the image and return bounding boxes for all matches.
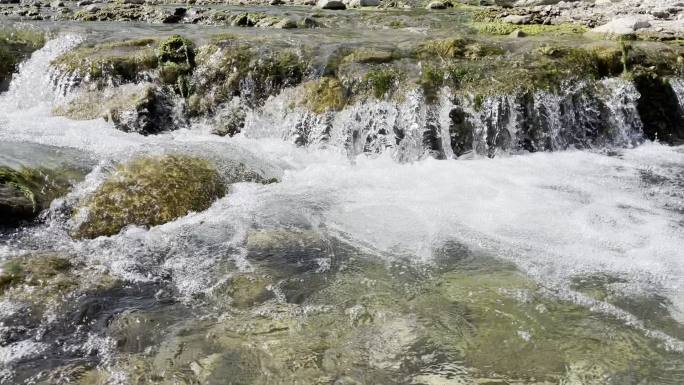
[671,78,684,116]
[240,79,649,161]
[599,78,643,146]
[0,34,83,111]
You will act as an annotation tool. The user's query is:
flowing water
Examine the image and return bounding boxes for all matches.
[0,31,684,384]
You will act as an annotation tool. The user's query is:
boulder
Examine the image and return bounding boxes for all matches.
[591,16,652,37]
[56,83,179,135]
[274,17,298,29]
[317,0,345,9]
[502,14,533,25]
[426,1,446,9]
[509,29,527,38]
[348,0,379,7]
[0,160,87,227]
[70,155,225,239]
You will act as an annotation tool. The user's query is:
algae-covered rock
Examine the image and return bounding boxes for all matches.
[157,35,195,95]
[0,165,82,226]
[71,155,225,239]
[0,28,45,91]
[364,68,404,99]
[302,77,347,113]
[189,44,308,115]
[51,38,158,85]
[56,83,178,134]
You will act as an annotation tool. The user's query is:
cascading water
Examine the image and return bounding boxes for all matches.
[1,32,684,385]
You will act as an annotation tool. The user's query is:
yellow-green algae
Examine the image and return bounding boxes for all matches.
[0,28,45,88]
[301,77,348,114]
[470,21,587,36]
[71,155,225,239]
[52,38,158,84]
[0,165,83,223]
[364,67,405,99]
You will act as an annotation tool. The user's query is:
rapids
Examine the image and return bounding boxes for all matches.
[0,32,683,384]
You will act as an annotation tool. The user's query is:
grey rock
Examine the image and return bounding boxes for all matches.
[509,29,527,37]
[426,1,446,9]
[317,0,345,9]
[275,17,298,28]
[502,14,533,25]
[348,0,378,6]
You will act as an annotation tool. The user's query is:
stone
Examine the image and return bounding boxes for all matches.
[426,1,446,10]
[84,4,100,12]
[509,29,527,37]
[70,155,225,239]
[502,14,533,25]
[317,0,345,9]
[50,0,63,6]
[269,0,284,4]
[76,0,92,5]
[274,17,298,28]
[348,0,378,7]
[591,16,652,36]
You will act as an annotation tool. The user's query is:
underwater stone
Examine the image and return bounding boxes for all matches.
[70,155,225,239]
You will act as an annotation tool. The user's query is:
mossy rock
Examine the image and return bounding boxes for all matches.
[55,83,178,134]
[342,48,399,65]
[364,67,404,99]
[189,44,308,115]
[301,77,347,114]
[0,165,82,226]
[71,155,225,239]
[471,21,587,36]
[0,28,45,90]
[52,38,158,85]
[416,37,503,60]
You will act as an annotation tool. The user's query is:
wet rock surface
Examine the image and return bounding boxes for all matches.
[70,154,226,239]
[0,2,683,384]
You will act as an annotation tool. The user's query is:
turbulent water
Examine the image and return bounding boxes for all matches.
[1,34,684,384]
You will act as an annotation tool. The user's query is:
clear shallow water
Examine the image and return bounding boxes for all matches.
[0,34,683,384]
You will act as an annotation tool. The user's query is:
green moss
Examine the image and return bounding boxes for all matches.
[343,48,398,64]
[188,44,308,115]
[0,165,81,224]
[364,68,403,99]
[52,38,158,84]
[302,77,347,114]
[471,21,587,36]
[209,33,239,44]
[0,28,46,89]
[71,155,225,239]
[157,35,195,67]
[418,65,445,103]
